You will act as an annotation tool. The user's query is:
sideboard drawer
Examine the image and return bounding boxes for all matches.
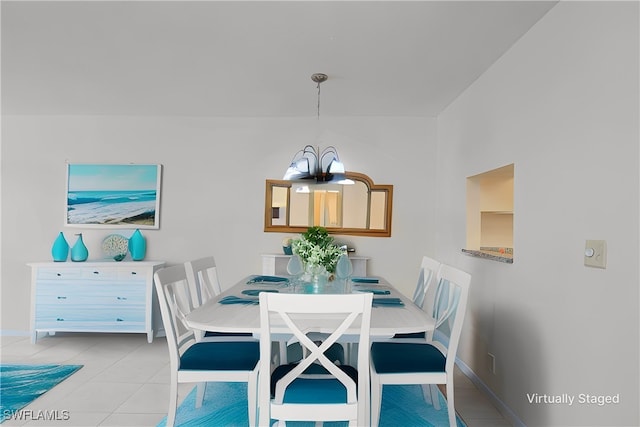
[81,267,120,280]
[118,266,149,280]
[36,284,145,306]
[36,305,145,327]
[37,268,83,280]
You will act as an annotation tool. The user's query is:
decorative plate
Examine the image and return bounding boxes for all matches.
[102,234,129,261]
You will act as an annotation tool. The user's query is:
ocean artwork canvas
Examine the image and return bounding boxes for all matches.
[66,164,162,229]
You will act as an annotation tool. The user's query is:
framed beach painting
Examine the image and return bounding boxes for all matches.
[65,164,162,229]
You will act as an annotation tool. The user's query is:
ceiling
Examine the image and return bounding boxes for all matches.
[1,1,557,117]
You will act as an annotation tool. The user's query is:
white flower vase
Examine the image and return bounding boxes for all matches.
[305,264,329,292]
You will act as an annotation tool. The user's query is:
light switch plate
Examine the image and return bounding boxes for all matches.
[584,240,607,268]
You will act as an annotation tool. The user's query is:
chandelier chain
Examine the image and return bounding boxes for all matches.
[317,80,321,120]
[311,73,327,120]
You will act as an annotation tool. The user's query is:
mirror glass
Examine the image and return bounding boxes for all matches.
[264,172,393,237]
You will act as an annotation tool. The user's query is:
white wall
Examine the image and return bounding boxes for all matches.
[437,2,638,426]
[1,115,438,332]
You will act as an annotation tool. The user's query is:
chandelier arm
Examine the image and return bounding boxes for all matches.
[319,146,341,171]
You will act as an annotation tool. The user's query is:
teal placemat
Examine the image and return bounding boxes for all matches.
[351,277,379,283]
[241,289,279,296]
[246,275,289,284]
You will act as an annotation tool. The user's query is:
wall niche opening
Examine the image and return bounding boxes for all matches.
[464,163,514,263]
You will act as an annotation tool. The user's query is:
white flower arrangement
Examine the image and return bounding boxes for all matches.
[291,226,344,273]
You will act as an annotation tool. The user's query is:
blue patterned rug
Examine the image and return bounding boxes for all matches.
[157,382,466,426]
[0,364,83,423]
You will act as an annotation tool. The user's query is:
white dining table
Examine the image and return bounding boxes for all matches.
[184,275,435,339]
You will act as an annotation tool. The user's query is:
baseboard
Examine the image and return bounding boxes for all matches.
[0,330,30,337]
[455,356,526,427]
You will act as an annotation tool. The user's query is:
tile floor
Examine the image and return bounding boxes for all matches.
[1,333,512,426]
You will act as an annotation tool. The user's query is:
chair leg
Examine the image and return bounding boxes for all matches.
[370,376,382,427]
[195,382,206,408]
[420,384,433,405]
[278,340,287,364]
[258,378,270,427]
[167,379,178,427]
[248,368,259,427]
[446,378,456,427]
[426,383,441,410]
[361,378,370,427]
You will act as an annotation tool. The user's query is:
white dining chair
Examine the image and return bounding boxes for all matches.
[184,256,222,306]
[258,292,373,427]
[411,255,442,310]
[369,264,471,427]
[389,255,442,342]
[185,256,254,341]
[154,264,260,427]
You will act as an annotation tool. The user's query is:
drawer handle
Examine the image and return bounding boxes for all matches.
[56,273,62,277]
[57,296,67,299]
[116,296,128,300]
[131,271,137,275]
[116,318,124,322]
[56,318,64,321]
[93,271,100,275]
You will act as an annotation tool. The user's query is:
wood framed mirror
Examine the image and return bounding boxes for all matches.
[264,172,393,237]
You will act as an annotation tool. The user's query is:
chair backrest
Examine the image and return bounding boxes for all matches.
[154,264,198,370]
[430,264,471,372]
[258,292,373,425]
[184,256,222,308]
[411,255,442,309]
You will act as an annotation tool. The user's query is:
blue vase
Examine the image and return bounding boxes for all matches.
[70,233,88,262]
[128,229,146,261]
[51,232,69,262]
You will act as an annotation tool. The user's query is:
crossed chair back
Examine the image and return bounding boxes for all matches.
[258,292,373,426]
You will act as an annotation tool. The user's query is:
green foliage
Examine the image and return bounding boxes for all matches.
[301,226,334,248]
[291,226,343,273]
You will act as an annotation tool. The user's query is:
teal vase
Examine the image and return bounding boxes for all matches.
[128,229,146,261]
[51,232,69,262]
[70,233,88,262]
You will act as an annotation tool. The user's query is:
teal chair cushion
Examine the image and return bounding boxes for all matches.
[271,363,358,403]
[180,341,259,371]
[371,342,445,374]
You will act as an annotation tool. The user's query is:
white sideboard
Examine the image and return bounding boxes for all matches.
[29,261,165,343]
[261,254,369,277]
